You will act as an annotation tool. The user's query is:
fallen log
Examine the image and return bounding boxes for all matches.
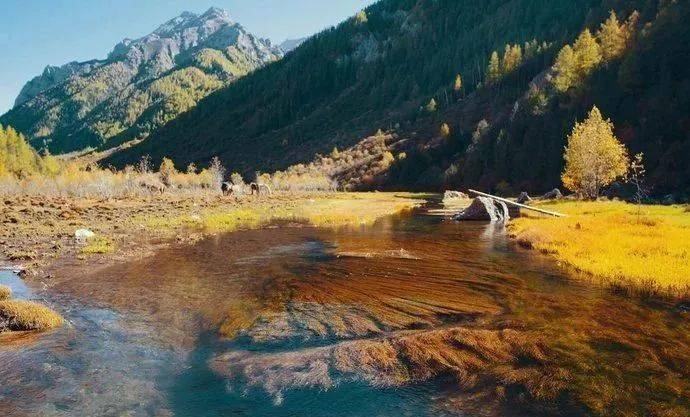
[468,189,566,218]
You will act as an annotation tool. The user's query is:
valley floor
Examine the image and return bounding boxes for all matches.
[510,200,690,300]
[0,192,424,279]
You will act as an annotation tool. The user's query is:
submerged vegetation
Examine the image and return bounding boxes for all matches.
[510,200,690,298]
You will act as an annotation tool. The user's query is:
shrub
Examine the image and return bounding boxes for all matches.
[0,300,64,332]
[0,285,11,300]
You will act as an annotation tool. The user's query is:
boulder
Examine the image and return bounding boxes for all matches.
[444,190,469,201]
[75,229,95,244]
[541,189,563,200]
[662,194,676,205]
[453,197,510,222]
[516,192,532,205]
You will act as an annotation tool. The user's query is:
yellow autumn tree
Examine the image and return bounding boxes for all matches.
[440,123,451,137]
[553,29,603,92]
[0,124,46,177]
[453,74,463,92]
[552,45,578,92]
[501,44,523,73]
[487,51,501,84]
[597,11,627,61]
[562,106,629,199]
[159,157,178,186]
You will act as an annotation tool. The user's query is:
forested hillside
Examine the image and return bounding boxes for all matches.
[398,0,689,197]
[105,0,606,169]
[19,0,683,198]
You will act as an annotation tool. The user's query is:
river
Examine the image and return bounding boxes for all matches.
[1,207,688,416]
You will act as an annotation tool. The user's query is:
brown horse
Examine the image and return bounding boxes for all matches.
[250,183,273,196]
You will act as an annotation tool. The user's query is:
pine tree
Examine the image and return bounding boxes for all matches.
[487,51,501,84]
[597,11,627,61]
[562,106,629,199]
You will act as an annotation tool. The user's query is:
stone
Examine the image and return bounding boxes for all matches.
[444,190,469,200]
[453,197,510,222]
[516,192,532,205]
[75,229,96,244]
[541,189,563,200]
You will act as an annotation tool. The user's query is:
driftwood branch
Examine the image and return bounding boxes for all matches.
[468,189,566,218]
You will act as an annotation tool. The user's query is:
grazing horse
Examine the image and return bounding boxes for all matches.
[250,182,273,196]
[222,182,246,196]
[221,182,232,196]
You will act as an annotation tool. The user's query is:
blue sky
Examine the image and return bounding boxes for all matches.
[0,0,373,114]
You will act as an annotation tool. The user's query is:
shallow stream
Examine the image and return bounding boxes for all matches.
[1,208,688,416]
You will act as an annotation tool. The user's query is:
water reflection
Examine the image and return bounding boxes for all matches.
[1,213,688,416]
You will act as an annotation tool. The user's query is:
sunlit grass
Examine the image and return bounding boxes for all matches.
[293,193,419,227]
[0,300,64,331]
[510,200,690,298]
[147,193,423,235]
[0,285,11,300]
[81,237,116,255]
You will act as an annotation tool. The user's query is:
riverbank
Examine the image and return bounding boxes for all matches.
[1,192,424,281]
[510,200,690,300]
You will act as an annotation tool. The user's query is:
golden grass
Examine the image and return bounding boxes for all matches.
[510,200,690,298]
[146,193,422,235]
[0,285,11,300]
[0,300,64,331]
[293,193,420,227]
[81,237,116,255]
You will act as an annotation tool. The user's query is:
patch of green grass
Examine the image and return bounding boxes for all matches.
[0,300,64,331]
[81,237,116,255]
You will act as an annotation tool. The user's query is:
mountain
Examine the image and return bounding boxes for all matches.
[278,38,308,53]
[104,0,689,197]
[0,7,282,154]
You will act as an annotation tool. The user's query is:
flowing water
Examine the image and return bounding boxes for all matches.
[1,209,689,417]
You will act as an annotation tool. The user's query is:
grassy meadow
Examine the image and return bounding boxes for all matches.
[510,200,690,299]
[145,192,423,234]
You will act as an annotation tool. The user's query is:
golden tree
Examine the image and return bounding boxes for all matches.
[552,45,578,92]
[453,74,463,92]
[425,98,437,113]
[159,157,178,186]
[501,44,523,73]
[552,29,603,92]
[562,106,629,199]
[597,11,627,61]
[573,29,602,74]
[0,124,45,177]
[440,123,451,138]
[487,51,501,84]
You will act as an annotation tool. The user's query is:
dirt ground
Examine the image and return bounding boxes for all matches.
[0,194,299,279]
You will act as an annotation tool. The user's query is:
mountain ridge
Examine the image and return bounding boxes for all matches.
[1,7,283,154]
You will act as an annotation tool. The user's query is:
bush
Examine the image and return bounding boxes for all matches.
[0,300,64,332]
[0,285,11,300]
